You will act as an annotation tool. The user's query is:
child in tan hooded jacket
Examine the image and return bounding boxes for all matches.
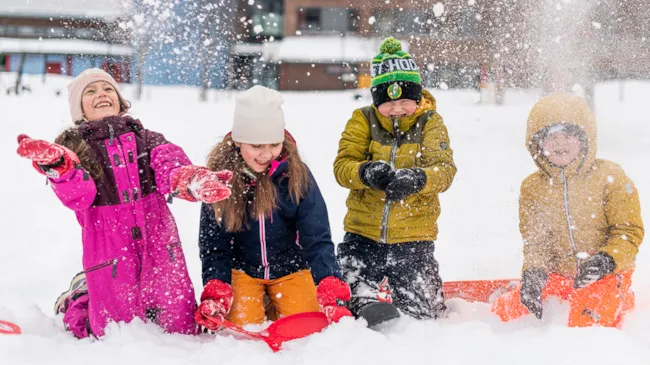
[492,93,643,327]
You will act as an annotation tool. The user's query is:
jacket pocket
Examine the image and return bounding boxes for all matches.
[84,258,118,278]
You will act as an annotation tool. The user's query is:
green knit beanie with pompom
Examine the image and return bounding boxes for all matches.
[370,37,422,106]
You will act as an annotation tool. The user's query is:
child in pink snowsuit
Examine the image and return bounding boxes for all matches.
[16,68,232,338]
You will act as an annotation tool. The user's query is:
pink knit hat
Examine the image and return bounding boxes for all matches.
[67,68,129,122]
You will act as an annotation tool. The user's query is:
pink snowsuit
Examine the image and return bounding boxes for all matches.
[53,116,197,337]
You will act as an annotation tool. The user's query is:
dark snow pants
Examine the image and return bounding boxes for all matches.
[337,233,446,320]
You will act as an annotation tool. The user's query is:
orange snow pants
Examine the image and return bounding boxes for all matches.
[227,269,320,326]
[491,271,634,327]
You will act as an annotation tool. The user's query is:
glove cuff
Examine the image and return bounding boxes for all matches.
[522,268,548,289]
[170,165,202,202]
[358,162,371,188]
[594,252,616,274]
[33,147,80,179]
[414,168,427,186]
[317,276,351,307]
[200,279,233,302]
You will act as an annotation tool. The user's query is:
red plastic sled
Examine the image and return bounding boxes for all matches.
[207,311,329,351]
[0,320,21,335]
[443,279,520,303]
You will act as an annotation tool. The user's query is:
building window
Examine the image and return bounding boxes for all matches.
[74,28,100,40]
[251,12,284,37]
[48,27,67,38]
[298,8,360,33]
[256,0,283,14]
[0,25,75,39]
[16,26,37,36]
[4,26,16,36]
[298,8,321,31]
[321,8,346,32]
[250,0,284,37]
[373,9,437,36]
[349,8,360,32]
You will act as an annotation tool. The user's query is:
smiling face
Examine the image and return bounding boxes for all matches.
[377,99,418,118]
[237,142,284,173]
[541,131,583,167]
[81,81,121,122]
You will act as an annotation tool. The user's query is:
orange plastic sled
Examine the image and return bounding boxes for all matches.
[443,279,519,303]
[207,311,329,351]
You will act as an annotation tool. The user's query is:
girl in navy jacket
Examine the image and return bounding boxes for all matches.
[195,86,351,328]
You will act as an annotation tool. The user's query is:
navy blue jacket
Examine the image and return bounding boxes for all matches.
[199,162,341,286]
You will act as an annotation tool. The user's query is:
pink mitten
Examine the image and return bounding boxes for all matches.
[194,279,234,330]
[317,276,353,323]
[17,134,80,178]
[171,165,232,203]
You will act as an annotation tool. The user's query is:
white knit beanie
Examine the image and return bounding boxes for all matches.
[231,85,286,144]
[67,68,128,123]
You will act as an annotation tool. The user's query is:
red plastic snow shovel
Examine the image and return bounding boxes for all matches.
[443,279,520,303]
[0,320,21,335]
[207,311,329,351]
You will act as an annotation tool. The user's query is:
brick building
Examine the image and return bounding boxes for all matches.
[229,0,650,92]
[0,0,132,82]
[248,0,501,91]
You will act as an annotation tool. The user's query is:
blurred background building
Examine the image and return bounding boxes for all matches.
[1,0,649,96]
[0,0,131,81]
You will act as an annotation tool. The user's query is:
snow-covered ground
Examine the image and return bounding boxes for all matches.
[1,74,650,364]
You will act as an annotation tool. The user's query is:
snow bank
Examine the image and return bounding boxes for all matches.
[1,75,649,364]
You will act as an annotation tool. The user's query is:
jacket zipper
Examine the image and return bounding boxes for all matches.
[84,258,118,278]
[380,118,401,243]
[560,170,581,274]
[259,215,270,279]
[167,242,180,263]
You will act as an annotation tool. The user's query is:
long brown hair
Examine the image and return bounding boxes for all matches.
[207,133,310,232]
[54,125,104,180]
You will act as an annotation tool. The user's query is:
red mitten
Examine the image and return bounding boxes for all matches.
[194,279,234,330]
[171,165,232,204]
[17,134,80,178]
[316,276,353,323]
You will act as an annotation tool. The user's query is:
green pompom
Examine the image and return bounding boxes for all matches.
[379,37,402,54]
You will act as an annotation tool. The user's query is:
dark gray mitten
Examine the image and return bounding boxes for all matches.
[359,161,395,191]
[520,268,548,319]
[573,252,616,289]
[385,168,427,201]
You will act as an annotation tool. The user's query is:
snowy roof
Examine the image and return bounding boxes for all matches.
[262,36,409,63]
[232,43,264,56]
[0,37,132,56]
[0,0,130,19]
